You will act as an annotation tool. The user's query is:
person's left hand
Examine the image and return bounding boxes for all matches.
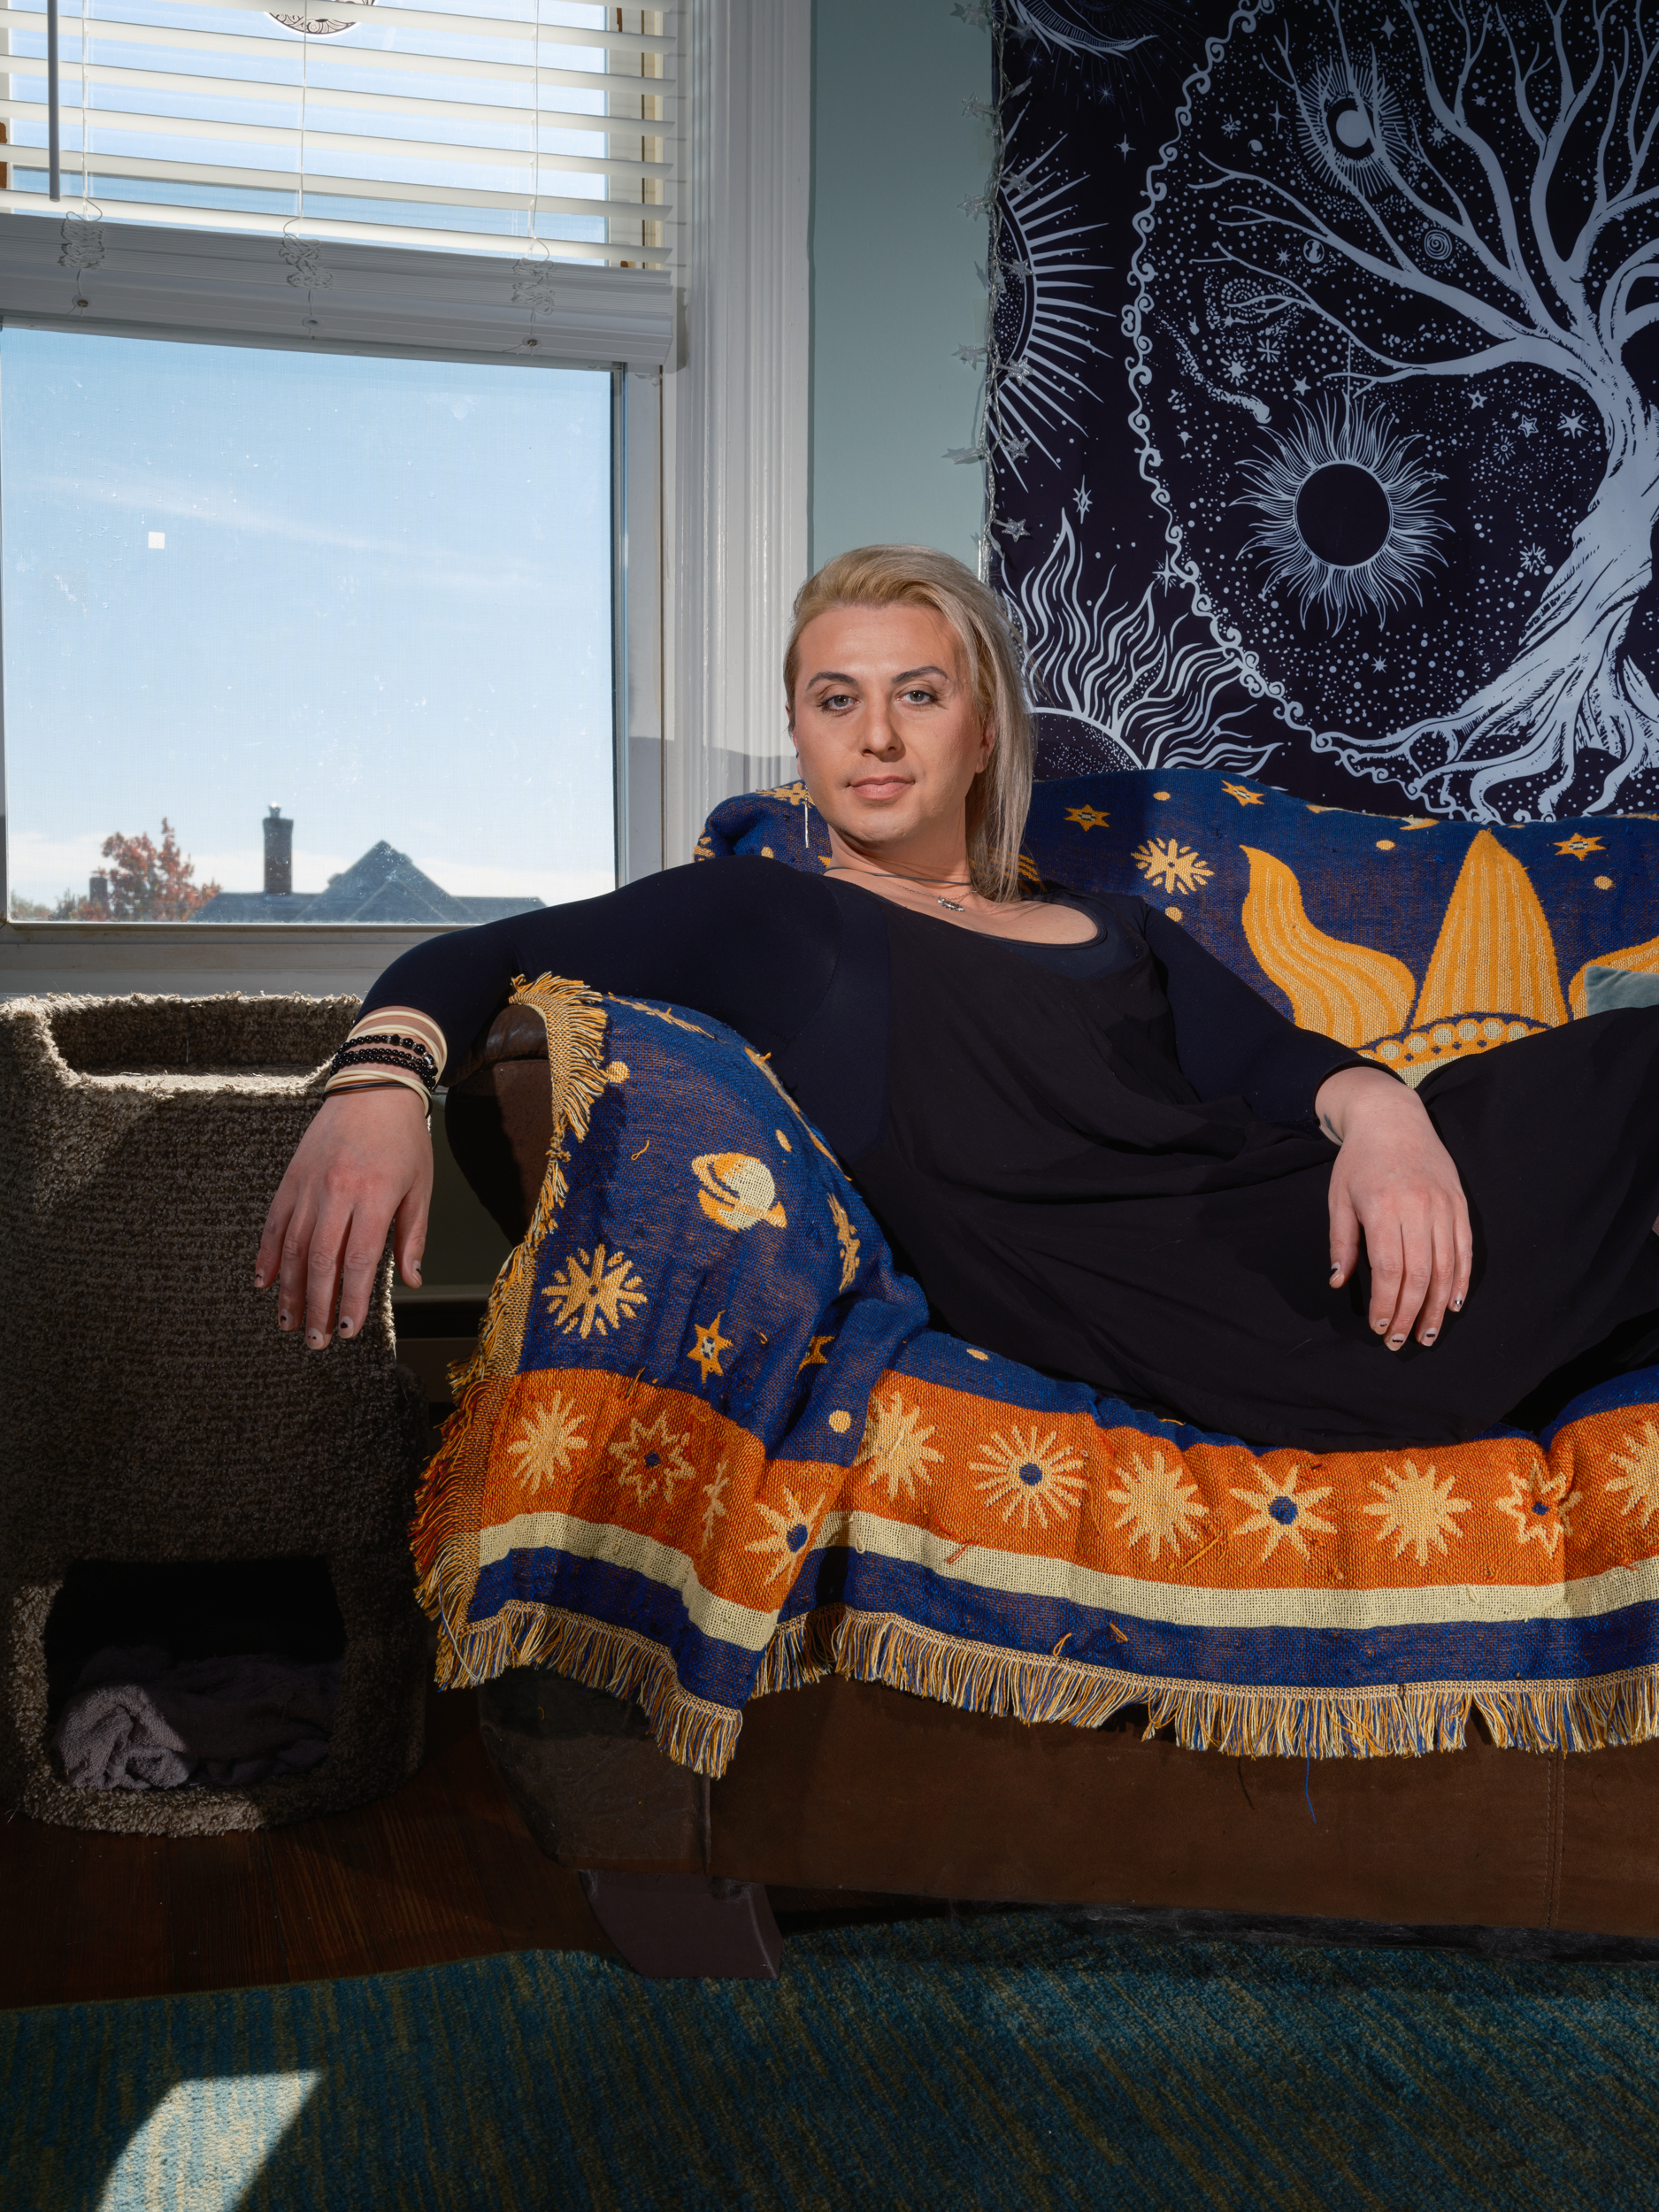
[1315,1065,1473,1351]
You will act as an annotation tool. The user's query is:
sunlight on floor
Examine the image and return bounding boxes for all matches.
[95,2070,319,2212]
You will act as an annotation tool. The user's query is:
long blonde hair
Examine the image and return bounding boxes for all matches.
[784,544,1033,902]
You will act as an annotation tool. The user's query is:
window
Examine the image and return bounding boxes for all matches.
[3,324,617,923]
[0,4,677,949]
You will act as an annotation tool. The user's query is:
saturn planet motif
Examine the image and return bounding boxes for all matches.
[693,1152,788,1233]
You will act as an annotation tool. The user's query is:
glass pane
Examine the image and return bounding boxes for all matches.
[3,326,614,922]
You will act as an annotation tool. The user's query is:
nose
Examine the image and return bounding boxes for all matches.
[864,697,902,757]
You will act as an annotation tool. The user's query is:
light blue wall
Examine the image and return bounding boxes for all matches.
[810,0,994,572]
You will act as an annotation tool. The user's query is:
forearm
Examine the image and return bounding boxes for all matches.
[1315,1064,1424,1146]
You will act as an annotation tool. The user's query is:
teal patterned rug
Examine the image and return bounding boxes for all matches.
[7,1911,1659,2211]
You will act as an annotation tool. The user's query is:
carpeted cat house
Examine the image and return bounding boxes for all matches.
[0,993,430,1835]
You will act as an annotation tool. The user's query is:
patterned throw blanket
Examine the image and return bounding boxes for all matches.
[415,972,1659,1778]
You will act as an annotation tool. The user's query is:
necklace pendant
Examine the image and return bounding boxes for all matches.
[938,896,964,912]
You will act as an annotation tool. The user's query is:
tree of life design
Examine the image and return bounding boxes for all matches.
[1130,0,1659,820]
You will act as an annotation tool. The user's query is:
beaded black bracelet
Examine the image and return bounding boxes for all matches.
[327,1040,439,1093]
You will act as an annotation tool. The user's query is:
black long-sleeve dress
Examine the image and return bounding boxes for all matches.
[365,858,1659,1452]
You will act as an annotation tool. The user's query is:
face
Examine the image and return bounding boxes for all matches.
[789,603,993,859]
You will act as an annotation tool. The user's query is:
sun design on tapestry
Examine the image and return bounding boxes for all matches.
[972,1425,1088,1532]
[505,1392,588,1494]
[1495,1470,1581,1555]
[746,1485,826,1586]
[1231,1465,1335,1565]
[606,1410,697,1509]
[827,1193,861,1293]
[1133,838,1214,895]
[699,1459,731,1554]
[1361,1460,1471,1569]
[541,1243,647,1340]
[855,1388,942,1503]
[1607,1422,1659,1532]
[1102,1448,1208,1563]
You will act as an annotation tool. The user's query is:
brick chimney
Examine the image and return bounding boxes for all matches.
[88,872,109,910]
[263,806,293,897]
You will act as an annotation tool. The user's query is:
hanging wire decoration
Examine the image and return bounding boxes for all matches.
[270,1,373,37]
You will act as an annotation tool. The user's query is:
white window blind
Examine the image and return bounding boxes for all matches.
[0,0,673,265]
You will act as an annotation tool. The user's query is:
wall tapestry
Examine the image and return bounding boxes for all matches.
[972,0,1659,820]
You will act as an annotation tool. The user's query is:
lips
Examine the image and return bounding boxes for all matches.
[850,777,912,799]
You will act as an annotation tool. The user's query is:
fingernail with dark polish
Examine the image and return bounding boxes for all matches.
[1451,1296,1463,1310]
[337,1317,351,1335]
[1388,1334,1404,1348]
[306,1328,325,1347]
[278,1312,291,1328]
[1423,1331,1437,1343]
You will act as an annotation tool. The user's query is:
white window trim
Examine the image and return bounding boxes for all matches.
[0,0,811,993]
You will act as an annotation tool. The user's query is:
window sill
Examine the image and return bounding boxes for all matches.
[0,919,457,1000]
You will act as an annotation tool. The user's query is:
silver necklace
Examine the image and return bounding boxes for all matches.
[825,862,972,912]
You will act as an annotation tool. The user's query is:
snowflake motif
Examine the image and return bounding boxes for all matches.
[1223,354,1249,383]
[542,1243,647,1339]
[1133,837,1214,895]
[972,1425,1088,1532]
[1103,1448,1208,1563]
[1493,432,1515,460]
[1072,480,1093,521]
[1518,544,1549,574]
[506,1392,588,1494]
[1222,781,1266,807]
[827,1192,861,1292]
[1371,655,1387,672]
[1607,1422,1659,1531]
[1555,833,1604,860]
[1362,1459,1471,1568]
[699,1459,731,1553]
[1494,1471,1581,1555]
[855,1386,942,1502]
[1065,804,1111,831]
[1221,113,1242,136]
[1231,1466,1336,1563]
[747,1485,826,1585]
[607,1410,697,1509]
[1560,411,1589,438]
[1428,119,1448,144]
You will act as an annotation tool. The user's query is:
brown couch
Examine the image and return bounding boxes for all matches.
[442,1010,1659,1978]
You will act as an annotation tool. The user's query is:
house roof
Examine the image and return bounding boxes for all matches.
[191,840,543,925]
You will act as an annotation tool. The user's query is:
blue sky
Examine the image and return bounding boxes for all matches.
[4,325,616,910]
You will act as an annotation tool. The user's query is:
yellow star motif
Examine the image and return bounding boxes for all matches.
[1494,1469,1581,1554]
[1230,1465,1335,1563]
[1362,1459,1471,1568]
[855,1386,942,1502]
[1065,804,1110,832]
[607,1409,697,1508]
[746,1485,826,1585]
[1555,833,1605,860]
[505,1391,588,1494]
[1133,837,1214,895]
[541,1242,647,1340]
[798,1333,834,1371]
[1104,1447,1207,1563]
[687,1311,733,1385]
[1222,780,1266,806]
[1608,1421,1659,1530]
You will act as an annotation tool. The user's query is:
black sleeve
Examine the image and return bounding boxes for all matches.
[362,858,841,1068]
[1138,901,1389,1133]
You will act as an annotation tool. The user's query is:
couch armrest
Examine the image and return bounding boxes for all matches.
[443,1002,557,1243]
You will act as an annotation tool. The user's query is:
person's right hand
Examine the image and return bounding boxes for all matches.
[254,1087,433,1348]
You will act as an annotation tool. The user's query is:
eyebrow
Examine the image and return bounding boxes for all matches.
[805,664,953,688]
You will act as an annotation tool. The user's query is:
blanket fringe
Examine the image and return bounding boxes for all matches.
[447,973,610,1400]
[417,1571,743,1777]
[753,1607,1659,1763]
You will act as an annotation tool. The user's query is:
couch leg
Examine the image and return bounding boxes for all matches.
[579,1870,782,1980]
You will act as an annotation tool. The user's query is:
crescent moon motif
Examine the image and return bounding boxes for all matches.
[692,1152,788,1233]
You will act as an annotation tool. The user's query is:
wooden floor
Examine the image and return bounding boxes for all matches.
[0,1687,616,2013]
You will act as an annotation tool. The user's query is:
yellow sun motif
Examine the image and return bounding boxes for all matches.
[1222,781,1266,806]
[798,1334,834,1371]
[1133,837,1215,895]
[1065,804,1111,832]
[1555,833,1605,860]
[1607,1422,1659,1531]
[971,1425,1088,1532]
[687,1311,733,1385]
[607,1409,697,1508]
[699,1459,731,1553]
[855,1386,942,1502]
[1230,1465,1335,1563]
[1361,1459,1471,1567]
[746,1485,826,1584]
[1494,1470,1581,1555]
[541,1243,647,1340]
[505,1392,588,1494]
[827,1193,861,1291]
[1103,1447,1208,1563]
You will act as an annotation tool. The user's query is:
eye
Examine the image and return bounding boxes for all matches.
[817,689,856,711]
[899,687,938,706]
